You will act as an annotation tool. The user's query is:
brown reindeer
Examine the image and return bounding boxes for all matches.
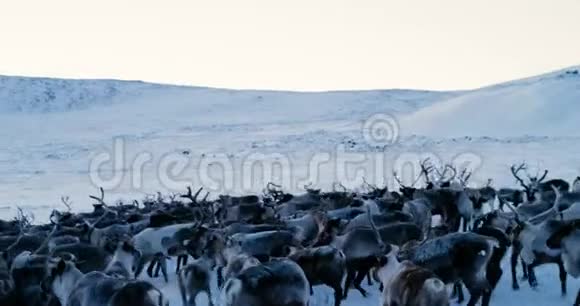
[377,246,449,306]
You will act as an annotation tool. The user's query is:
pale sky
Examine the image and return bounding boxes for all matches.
[1,0,579,91]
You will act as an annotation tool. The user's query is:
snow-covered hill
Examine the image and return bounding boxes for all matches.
[401,66,580,137]
[1,67,580,218]
[0,76,166,113]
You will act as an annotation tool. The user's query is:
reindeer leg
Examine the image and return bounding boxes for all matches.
[481,290,492,306]
[188,289,198,306]
[176,254,189,273]
[482,267,503,306]
[146,259,155,278]
[466,288,484,306]
[176,255,183,273]
[366,271,373,286]
[205,285,214,306]
[154,257,162,278]
[333,284,342,306]
[510,246,520,290]
[527,262,538,289]
[557,259,567,296]
[466,292,482,306]
[160,255,169,283]
[135,256,150,279]
[521,260,528,280]
[353,268,369,298]
[343,267,356,300]
[574,289,580,306]
[454,282,464,303]
[216,266,224,288]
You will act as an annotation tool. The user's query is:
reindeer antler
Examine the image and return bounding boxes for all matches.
[181,186,203,204]
[14,206,33,233]
[60,196,72,211]
[332,182,348,193]
[89,187,108,207]
[362,177,379,192]
[537,169,548,182]
[510,163,529,190]
[435,164,456,183]
[393,170,423,188]
[457,168,473,187]
[201,192,210,203]
[419,158,434,184]
[392,171,405,187]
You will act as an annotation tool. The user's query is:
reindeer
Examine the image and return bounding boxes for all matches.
[225,223,287,236]
[177,257,216,306]
[41,259,167,306]
[217,192,276,224]
[376,245,449,306]
[7,251,56,306]
[131,221,203,282]
[313,207,388,298]
[497,188,525,210]
[344,211,413,233]
[394,162,468,232]
[509,163,569,202]
[176,231,225,306]
[104,241,142,279]
[47,236,81,253]
[219,258,310,306]
[504,195,568,294]
[402,199,432,239]
[393,158,433,200]
[274,192,322,218]
[461,223,512,306]
[573,177,580,192]
[287,245,347,306]
[546,220,580,306]
[3,233,48,267]
[412,188,464,232]
[397,232,498,306]
[0,252,13,301]
[282,210,329,246]
[50,241,112,274]
[228,230,303,261]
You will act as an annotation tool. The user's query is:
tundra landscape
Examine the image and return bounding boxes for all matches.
[1,67,580,306]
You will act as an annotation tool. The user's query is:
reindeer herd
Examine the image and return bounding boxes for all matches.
[0,160,579,306]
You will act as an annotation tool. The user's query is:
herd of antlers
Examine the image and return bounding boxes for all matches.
[393,158,472,188]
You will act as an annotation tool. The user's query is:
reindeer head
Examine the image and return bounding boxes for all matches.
[116,241,142,273]
[510,163,549,201]
[394,158,435,198]
[572,177,580,192]
[41,259,82,306]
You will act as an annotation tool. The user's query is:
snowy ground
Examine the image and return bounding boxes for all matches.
[1,66,580,305]
[145,253,579,306]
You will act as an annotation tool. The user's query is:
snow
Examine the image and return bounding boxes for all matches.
[401,66,580,138]
[1,66,580,305]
